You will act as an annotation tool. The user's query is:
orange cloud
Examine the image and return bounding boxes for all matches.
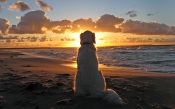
[8,1,30,11]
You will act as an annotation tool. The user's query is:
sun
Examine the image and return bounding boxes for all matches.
[67,32,81,47]
[65,32,107,47]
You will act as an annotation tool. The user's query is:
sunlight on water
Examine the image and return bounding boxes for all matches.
[61,63,112,69]
[61,63,77,68]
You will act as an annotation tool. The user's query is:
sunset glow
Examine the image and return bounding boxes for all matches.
[0,0,175,48]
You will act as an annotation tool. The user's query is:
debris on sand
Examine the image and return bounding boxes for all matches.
[0,96,6,108]
[57,98,73,105]
[23,65,33,67]
[55,74,70,78]
[25,82,45,91]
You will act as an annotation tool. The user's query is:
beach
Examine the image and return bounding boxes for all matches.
[0,49,175,109]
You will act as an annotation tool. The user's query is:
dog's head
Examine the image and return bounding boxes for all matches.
[80,30,96,45]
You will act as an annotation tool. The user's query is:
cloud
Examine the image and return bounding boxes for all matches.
[153,38,175,43]
[9,10,71,34]
[8,1,30,11]
[147,13,154,16]
[126,10,137,17]
[0,5,2,11]
[147,12,157,17]
[10,10,50,34]
[0,35,18,43]
[16,16,21,20]
[120,20,175,35]
[30,36,38,42]
[48,20,72,33]
[72,18,95,32]
[4,12,175,35]
[126,37,143,42]
[0,0,7,3]
[96,14,124,32]
[36,0,53,11]
[40,36,48,42]
[0,18,10,34]
[5,36,18,43]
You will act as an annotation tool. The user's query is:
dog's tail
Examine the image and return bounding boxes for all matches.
[103,89,123,105]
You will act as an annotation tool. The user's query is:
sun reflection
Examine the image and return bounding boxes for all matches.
[61,63,113,69]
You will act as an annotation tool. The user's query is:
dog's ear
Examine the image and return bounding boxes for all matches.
[92,33,96,44]
[80,33,83,45]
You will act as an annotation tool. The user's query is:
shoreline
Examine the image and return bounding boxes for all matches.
[0,49,175,109]
[5,48,175,76]
[3,47,175,74]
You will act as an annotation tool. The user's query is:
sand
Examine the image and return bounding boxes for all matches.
[0,49,175,109]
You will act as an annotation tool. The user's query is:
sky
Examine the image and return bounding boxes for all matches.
[0,0,175,48]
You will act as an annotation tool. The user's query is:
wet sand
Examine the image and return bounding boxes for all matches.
[0,49,175,109]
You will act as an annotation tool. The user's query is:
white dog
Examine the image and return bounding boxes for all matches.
[74,30,123,105]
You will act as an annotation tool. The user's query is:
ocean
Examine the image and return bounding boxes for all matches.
[14,45,175,74]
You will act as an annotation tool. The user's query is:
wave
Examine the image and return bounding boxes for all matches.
[14,45,175,74]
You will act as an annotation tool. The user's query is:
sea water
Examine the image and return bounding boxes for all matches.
[16,45,175,74]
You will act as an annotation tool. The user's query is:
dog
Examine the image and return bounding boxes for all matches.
[74,30,123,105]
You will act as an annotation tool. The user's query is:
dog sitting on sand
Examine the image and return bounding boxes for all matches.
[74,30,123,105]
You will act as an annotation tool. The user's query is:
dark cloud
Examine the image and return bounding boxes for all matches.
[147,13,154,16]
[96,14,124,32]
[17,38,25,42]
[154,38,175,43]
[8,1,30,11]
[40,36,48,42]
[48,20,72,33]
[5,36,18,43]
[72,18,95,32]
[8,36,18,39]
[10,10,50,34]
[30,36,38,42]
[125,37,150,42]
[0,35,3,39]
[0,0,7,3]
[36,0,53,11]
[147,12,157,16]
[120,20,175,35]
[126,10,137,17]
[130,13,137,17]
[0,36,18,43]
[60,37,75,41]
[0,18,10,34]
[126,37,142,42]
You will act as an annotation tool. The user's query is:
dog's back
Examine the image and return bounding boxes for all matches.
[77,44,98,74]
[75,44,106,96]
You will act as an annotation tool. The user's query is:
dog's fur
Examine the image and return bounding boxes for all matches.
[74,30,123,104]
